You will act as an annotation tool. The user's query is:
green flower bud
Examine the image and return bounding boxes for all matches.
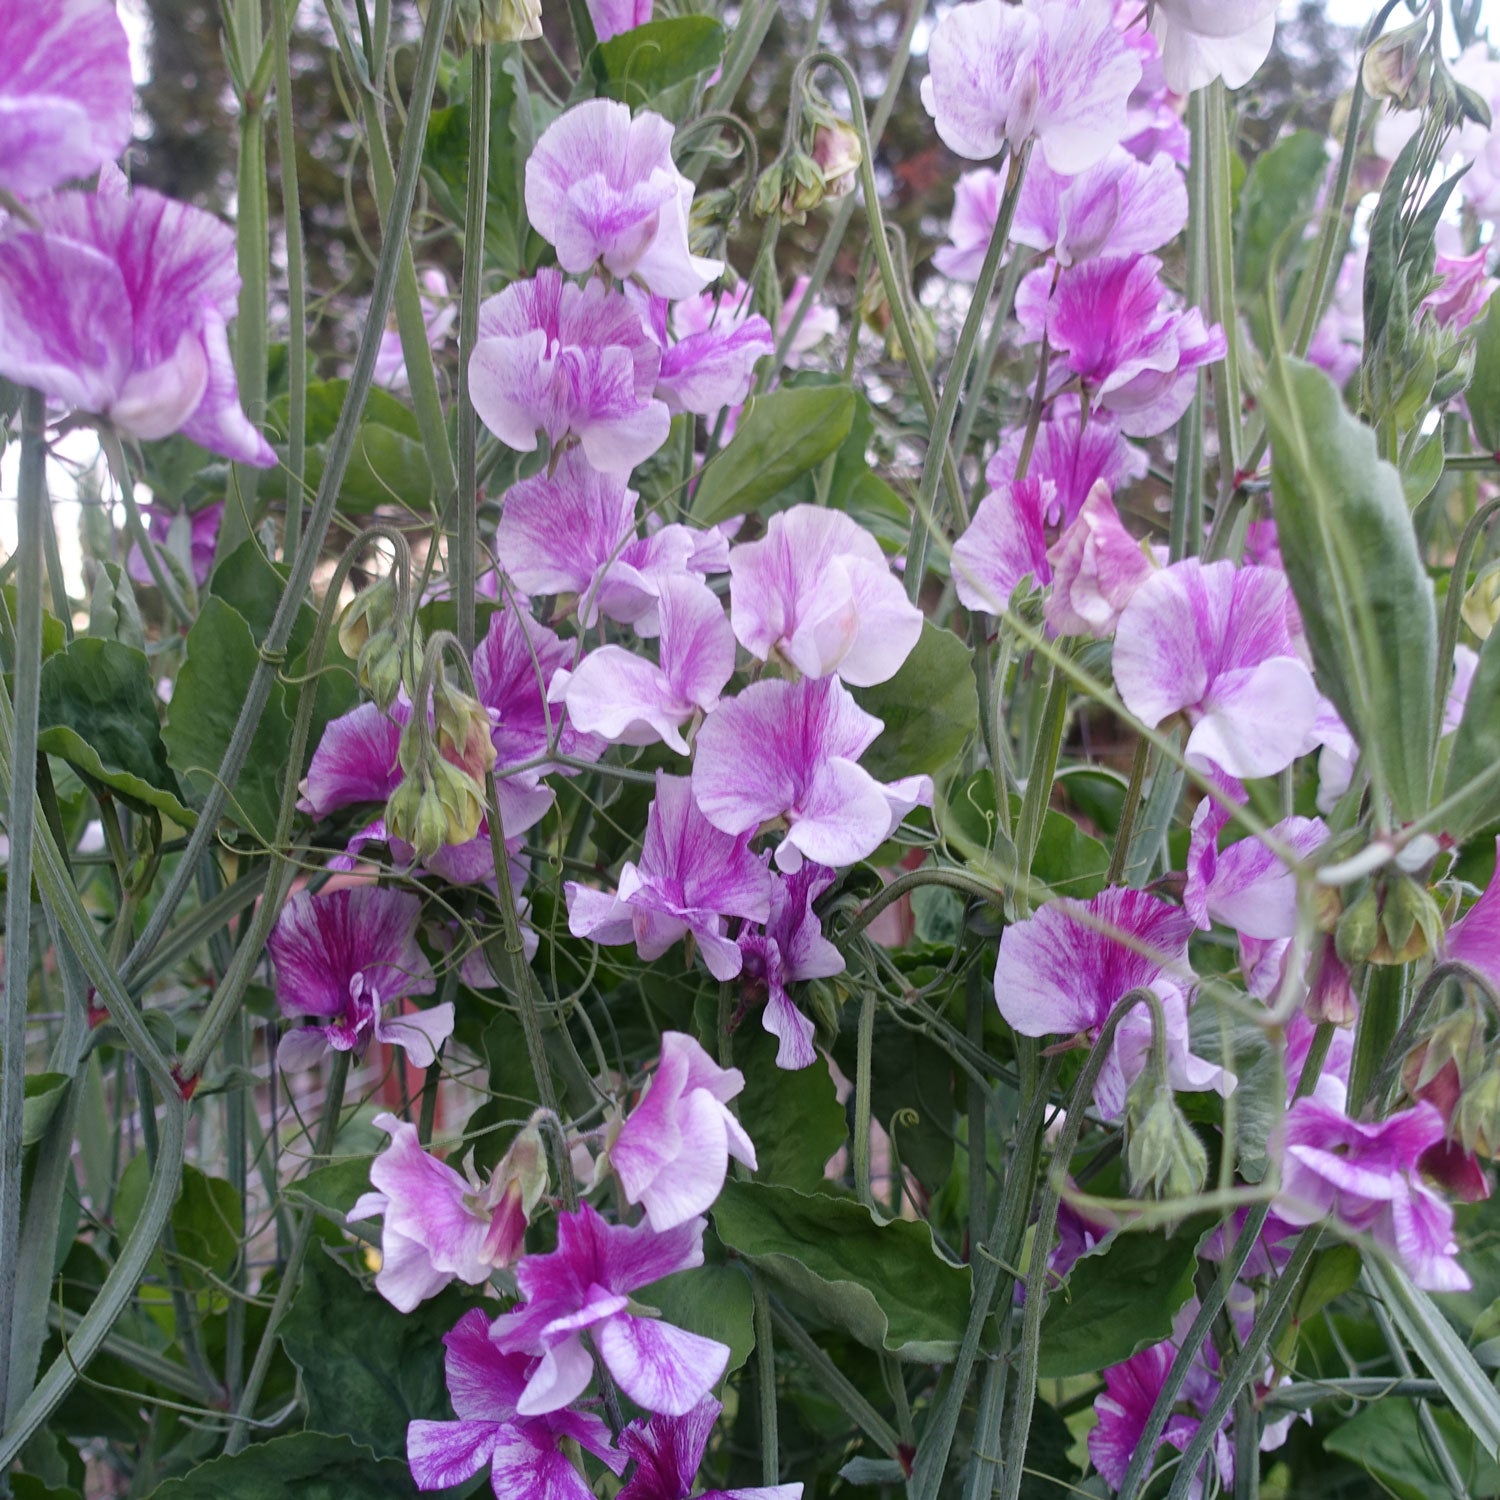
[433,676,498,782]
[1125,1073,1207,1202]
[1362,18,1432,110]
[338,576,397,662]
[420,0,540,45]
[1462,559,1500,642]
[1335,884,1381,967]
[1376,875,1442,965]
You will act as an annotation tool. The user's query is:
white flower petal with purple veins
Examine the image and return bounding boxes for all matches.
[470,268,670,474]
[921,0,1141,174]
[1114,558,1321,780]
[1148,0,1278,94]
[1012,148,1188,267]
[0,0,134,200]
[585,0,652,41]
[1444,838,1500,995]
[653,304,774,419]
[554,575,734,754]
[728,506,922,686]
[933,168,1005,282]
[951,477,1056,616]
[0,182,275,464]
[1184,809,1329,941]
[526,100,722,300]
[598,1316,730,1417]
[566,773,771,981]
[1043,480,1154,638]
[612,1031,756,1230]
[374,1001,456,1069]
[694,676,925,870]
[991,396,1147,523]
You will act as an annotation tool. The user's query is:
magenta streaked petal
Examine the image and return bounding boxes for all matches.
[952,478,1055,615]
[488,1434,601,1500]
[516,1335,596,1418]
[1445,839,1500,993]
[298,702,404,816]
[599,1313,729,1416]
[441,1308,530,1420]
[1043,480,1154,638]
[407,1417,503,1491]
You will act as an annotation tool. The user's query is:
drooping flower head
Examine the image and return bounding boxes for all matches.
[526,100,722,300]
[469,268,670,474]
[269,886,450,1072]
[491,1203,730,1416]
[738,863,845,1070]
[610,1031,757,1231]
[617,1396,803,1500]
[921,0,1142,174]
[728,506,923,687]
[0,179,276,464]
[566,771,772,980]
[1016,253,1226,437]
[406,1308,625,1498]
[0,0,134,200]
[1146,0,1279,95]
[693,675,933,872]
[1274,1098,1470,1293]
[993,886,1232,1119]
[348,1112,548,1312]
[1113,558,1322,780]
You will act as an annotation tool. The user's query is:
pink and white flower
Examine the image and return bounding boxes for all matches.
[617,1396,802,1500]
[631,287,774,421]
[1146,0,1279,95]
[934,169,1005,283]
[1444,838,1500,997]
[1043,481,1155,638]
[585,0,651,42]
[990,397,1148,521]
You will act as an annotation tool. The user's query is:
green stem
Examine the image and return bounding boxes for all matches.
[854,989,876,1206]
[844,867,1005,940]
[1204,82,1243,488]
[1349,963,1406,1117]
[223,1050,349,1454]
[273,0,308,557]
[752,1276,779,1486]
[101,431,194,627]
[118,0,455,985]
[1105,738,1152,887]
[0,389,47,1427]
[1434,497,1500,732]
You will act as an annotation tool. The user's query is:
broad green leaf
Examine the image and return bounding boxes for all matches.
[1234,131,1328,326]
[0,585,65,668]
[1470,294,1500,454]
[1366,1259,1500,1459]
[1325,1398,1500,1500]
[153,1433,415,1500]
[691,385,855,525]
[640,1255,756,1378]
[280,1250,477,1459]
[1261,355,1438,822]
[1037,1229,1199,1378]
[22,1072,70,1149]
[115,1157,244,1285]
[711,1180,970,1361]
[588,17,726,105]
[85,563,146,652]
[36,637,197,826]
[736,1029,847,1192]
[286,1155,378,1219]
[1444,625,1500,839]
[163,597,297,841]
[853,622,978,782]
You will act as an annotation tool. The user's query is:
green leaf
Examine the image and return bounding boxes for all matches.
[280,1250,478,1459]
[640,1255,756,1378]
[285,1156,378,1219]
[1470,294,1500,454]
[163,597,296,840]
[22,1072,70,1149]
[1261,354,1439,822]
[1365,1259,1500,1459]
[36,638,196,826]
[588,17,726,105]
[737,1030,847,1192]
[852,622,978,782]
[1037,1229,1199,1378]
[0,586,65,670]
[1444,625,1500,840]
[153,1433,416,1500]
[691,385,856,525]
[115,1157,244,1286]
[711,1180,970,1361]
[86,562,146,652]
[1325,1399,1500,1500]
[1234,131,1329,329]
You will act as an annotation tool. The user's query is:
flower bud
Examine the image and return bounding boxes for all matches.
[689,188,737,260]
[810,120,862,199]
[1362,19,1432,110]
[1305,937,1358,1026]
[420,0,540,45]
[755,152,826,225]
[1376,875,1442,964]
[1125,1073,1207,1202]
[475,1113,550,1268]
[338,576,397,661]
[1462,560,1500,642]
[433,676,498,783]
[1335,884,1380,966]
[1457,1066,1500,1160]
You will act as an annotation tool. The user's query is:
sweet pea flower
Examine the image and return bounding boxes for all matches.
[934,169,1005,282]
[1275,1098,1470,1293]
[1113,558,1322,780]
[566,772,772,981]
[738,864,844,1070]
[126,501,224,591]
[1147,0,1279,95]
[491,1204,729,1416]
[1016,253,1226,437]
[526,100,722,300]
[0,179,276,465]
[1184,805,1330,942]
[991,396,1148,520]
[270,886,451,1072]
[406,1309,626,1499]
[951,477,1056,614]
[993,886,1232,1119]
[1112,1,1190,164]
[1012,148,1188,267]
[1043,481,1155,638]
[693,675,933,872]
[630,287,774,420]
[551,575,735,755]
[469,268,670,474]
[0,0,133,200]
[585,0,651,42]
[373,267,456,390]
[1444,839,1500,996]
[1423,247,1495,331]
[348,1112,547,1312]
[728,506,923,687]
[920,0,1142,175]
[611,1031,757,1230]
[779,274,839,361]
[618,1397,802,1500]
